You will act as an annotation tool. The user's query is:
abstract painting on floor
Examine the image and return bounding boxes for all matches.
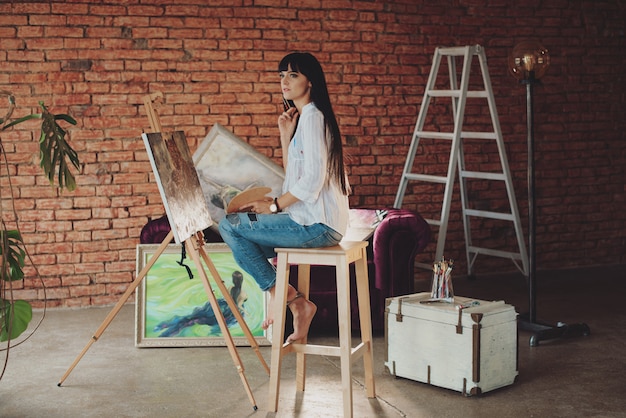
[135,243,269,347]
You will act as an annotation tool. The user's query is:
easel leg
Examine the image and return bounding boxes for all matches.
[57,231,174,387]
[198,245,270,375]
[185,235,258,410]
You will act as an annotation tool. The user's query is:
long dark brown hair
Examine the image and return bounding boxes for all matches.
[278,52,349,195]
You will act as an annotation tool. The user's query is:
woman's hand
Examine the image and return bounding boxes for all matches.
[278,107,299,141]
[238,198,273,214]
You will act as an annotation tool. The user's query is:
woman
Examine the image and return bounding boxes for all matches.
[219,52,350,344]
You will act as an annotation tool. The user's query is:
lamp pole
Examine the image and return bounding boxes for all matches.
[509,41,590,346]
[524,74,537,323]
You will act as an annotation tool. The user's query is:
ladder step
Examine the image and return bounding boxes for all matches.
[414,131,455,140]
[404,173,448,184]
[464,209,514,222]
[424,211,516,225]
[427,90,489,99]
[425,219,442,227]
[467,246,524,261]
[414,131,497,140]
[460,170,506,181]
[461,131,497,140]
[415,261,434,271]
[437,46,478,56]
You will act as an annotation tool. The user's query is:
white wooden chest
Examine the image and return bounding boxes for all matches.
[385,292,518,396]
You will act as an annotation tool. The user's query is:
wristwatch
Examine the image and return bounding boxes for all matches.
[269,197,281,214]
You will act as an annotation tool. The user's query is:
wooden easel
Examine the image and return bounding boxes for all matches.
[142,91,164,133]
[58,230,268,409]
[57,93,270,411]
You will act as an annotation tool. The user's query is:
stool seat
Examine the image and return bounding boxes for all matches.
[268,241,376,417]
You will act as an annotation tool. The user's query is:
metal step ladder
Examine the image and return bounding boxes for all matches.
[394,45,528,276]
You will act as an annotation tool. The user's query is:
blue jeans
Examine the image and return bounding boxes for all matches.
[218,213,343,291]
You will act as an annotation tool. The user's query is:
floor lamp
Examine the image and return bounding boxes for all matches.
[508,41,590,346]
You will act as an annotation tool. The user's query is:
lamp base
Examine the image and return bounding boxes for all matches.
[518,314,591,347]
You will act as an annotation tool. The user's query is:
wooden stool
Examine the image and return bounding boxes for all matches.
[267,241,376,418]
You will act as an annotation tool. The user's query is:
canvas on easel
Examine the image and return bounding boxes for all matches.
[142,131,211,244]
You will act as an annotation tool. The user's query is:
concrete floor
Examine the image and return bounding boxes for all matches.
[2,264,625,418]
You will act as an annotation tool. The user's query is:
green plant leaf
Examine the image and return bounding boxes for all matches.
[38,102,79,192]
[1,229,25,282]
[1,97,80,192]
[0,299,33,341]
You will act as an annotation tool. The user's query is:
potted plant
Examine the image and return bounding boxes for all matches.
[0,90,79,378]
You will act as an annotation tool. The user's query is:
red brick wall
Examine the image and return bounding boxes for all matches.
[1,1,624,307]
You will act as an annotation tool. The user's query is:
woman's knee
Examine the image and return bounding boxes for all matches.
[219,214,244,243]
[218,217,231,237]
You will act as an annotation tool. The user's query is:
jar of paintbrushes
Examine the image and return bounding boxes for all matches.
[429,258,455,302]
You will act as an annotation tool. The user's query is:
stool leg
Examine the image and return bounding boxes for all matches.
[268,252,290,412]
[336,256,354,418]
[295,263,311,392]
[355,247,376,398]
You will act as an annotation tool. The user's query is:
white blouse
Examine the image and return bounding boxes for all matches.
[282,103,349,236]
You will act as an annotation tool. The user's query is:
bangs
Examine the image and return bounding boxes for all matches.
[278,53,303,73]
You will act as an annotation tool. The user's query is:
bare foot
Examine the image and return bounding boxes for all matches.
[286,296,317,344]
[263,285,298,330]
[262,292,274,330]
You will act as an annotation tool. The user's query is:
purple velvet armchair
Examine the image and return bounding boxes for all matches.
[139,208,430,333]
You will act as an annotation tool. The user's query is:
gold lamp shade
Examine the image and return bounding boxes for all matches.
[508,41,550,81]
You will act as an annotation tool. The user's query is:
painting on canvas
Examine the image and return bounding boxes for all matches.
[193,123,285,226]
[135,243,269,347]
[142,131,213,243]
